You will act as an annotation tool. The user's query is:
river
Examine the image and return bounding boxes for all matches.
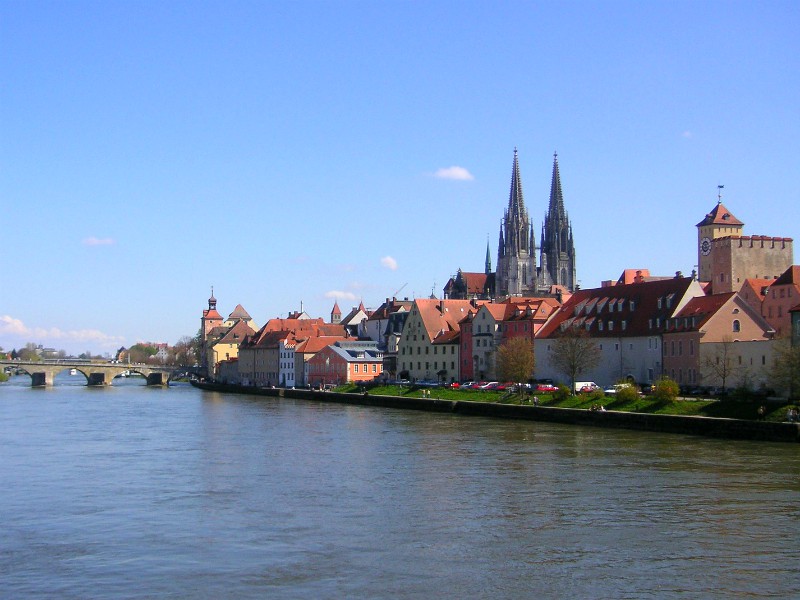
[1,374,798,599]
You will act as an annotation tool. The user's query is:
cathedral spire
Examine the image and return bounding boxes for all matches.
[548,151,566,220]
[485,236,492,274]
[508,147,526,220]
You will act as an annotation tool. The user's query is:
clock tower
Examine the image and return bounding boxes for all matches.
[696,190,744,282]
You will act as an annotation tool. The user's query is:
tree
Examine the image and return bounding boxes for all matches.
[550,327,601,394]
[18,343,41,361]
[171,336,199,366]
[770,338,800,400]
[702,337,735,392]
[496,337,535,384]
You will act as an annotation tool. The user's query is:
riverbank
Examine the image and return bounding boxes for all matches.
[190,381,800,443]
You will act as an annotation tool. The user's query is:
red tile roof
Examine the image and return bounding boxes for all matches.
[537,277,705,338]
[696,202,743,227]
[294,336,348,354]
[670,293,736,331]
[413,299,474,342]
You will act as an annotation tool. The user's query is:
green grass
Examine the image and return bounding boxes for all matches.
[335,383,794,422]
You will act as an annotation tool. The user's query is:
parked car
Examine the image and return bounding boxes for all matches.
[480,381,500,390]
[535,383,559,392]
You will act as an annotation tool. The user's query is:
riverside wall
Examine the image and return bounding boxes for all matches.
[191,382,800,443]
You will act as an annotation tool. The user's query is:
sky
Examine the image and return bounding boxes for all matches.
[1,0,798,356]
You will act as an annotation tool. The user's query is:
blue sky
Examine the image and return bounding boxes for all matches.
[1,1,798,356]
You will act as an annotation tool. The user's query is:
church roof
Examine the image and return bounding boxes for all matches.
[696,202,744,227]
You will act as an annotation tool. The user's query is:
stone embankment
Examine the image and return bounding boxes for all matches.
[191,381,800,443]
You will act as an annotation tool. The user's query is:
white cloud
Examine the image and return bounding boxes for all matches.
[433,166,474,181]
[381,256,398,270]
[324,290,358,301]
[0,315,124,350]
[0,315,27,336]
[83,236,116,246]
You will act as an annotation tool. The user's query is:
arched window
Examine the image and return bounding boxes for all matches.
[732,319,741,333]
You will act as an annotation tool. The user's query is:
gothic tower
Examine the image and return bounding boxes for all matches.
[496,149,537,297]
[540,152,577,291]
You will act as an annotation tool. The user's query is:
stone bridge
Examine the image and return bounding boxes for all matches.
[0,360,175,387]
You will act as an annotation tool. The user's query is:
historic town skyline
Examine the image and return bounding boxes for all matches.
[2,2,798,355]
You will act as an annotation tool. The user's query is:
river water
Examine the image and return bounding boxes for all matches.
[1,374,798,599]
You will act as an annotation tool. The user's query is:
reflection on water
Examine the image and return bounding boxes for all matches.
[1,379,798,599]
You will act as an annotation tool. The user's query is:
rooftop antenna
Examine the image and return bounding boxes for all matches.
[717,184,724,204]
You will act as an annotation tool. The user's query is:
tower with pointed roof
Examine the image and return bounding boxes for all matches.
[540,152,577,291]
[331,301,342,325]
[495,149,577,297]
[696,190,792,293]
[696,190,744,283]
[496,148,538,297]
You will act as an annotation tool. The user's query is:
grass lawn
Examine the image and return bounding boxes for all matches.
[336,383,794,423]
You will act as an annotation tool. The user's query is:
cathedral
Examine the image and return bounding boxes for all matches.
[495,149,577,296]
[444,149,577,300]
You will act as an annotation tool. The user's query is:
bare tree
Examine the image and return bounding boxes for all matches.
[702,336,736,392]
[496,337,535,384]
[550,327,601,394]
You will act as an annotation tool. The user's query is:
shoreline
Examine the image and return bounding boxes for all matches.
[191,381,800,443]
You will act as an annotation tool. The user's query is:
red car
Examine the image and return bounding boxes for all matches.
[535,383,559,392]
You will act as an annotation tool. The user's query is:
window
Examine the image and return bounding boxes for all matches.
[354,364,359,373]
[372,364,377,373]
[733,320,741,333]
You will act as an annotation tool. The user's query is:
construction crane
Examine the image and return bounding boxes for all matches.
[392,283,408,298]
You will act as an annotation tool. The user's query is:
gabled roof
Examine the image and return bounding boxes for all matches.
[340,303,372,326]
[227,304,251,321]
[537,277,705,338]
[294,335,348,355]
[413,298,474,341]
[215,320,256,346]
[669,293,736,331]
[696,202,744,227]
[772,265,800,287]
[740,278,774,301]
[367,299,413,321]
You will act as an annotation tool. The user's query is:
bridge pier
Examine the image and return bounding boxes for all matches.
[146,372,167,386]
[31,372,51,387]
[88,372,107,386]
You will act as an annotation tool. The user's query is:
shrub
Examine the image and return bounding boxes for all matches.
[553,385,571,402]
[587,388,605,402]
[652,377,679,402]
[616,384,640,403]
